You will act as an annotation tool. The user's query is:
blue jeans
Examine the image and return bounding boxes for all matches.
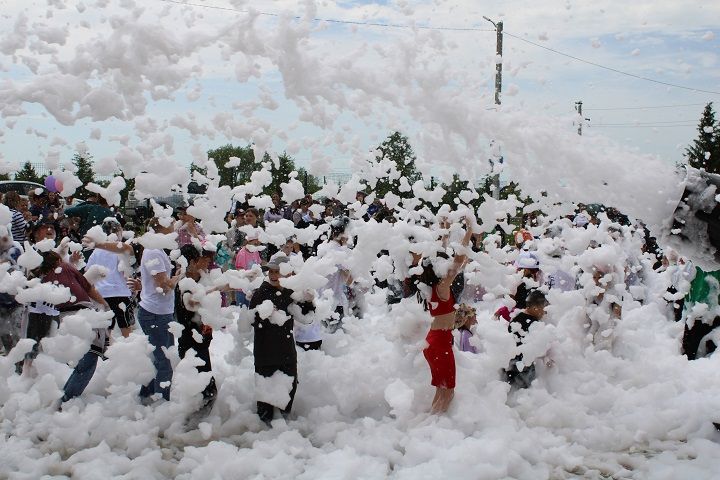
[236,291,249,307]
[137,307,175,401]
[62,351,99,402]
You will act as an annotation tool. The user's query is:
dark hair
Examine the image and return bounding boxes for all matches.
[330,216,350,239]
[526,290,548,308]
[29,218,55,238]
[179,244,202,263]
[180,243,214,263]
[406,252,447,304]
[34,251,62,277]
[3,191,22,210]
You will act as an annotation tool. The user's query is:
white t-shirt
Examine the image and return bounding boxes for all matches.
[294,319,322,343]
[86,249,132,298]
[140,249,175,315]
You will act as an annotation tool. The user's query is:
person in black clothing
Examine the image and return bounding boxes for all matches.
[176,244,218,415]
[503,290,549,390]
[513,252,541,309]
[249,256,314,425]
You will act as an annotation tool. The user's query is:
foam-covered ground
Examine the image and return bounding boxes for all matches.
[3,285,720,480]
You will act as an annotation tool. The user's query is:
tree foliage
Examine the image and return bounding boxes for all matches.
[194,144,321,195]
[197,144,257,188]
[685,102,720,174]
[263,153,321,196]
[119,174,135,207]
[15,161,42,184]
[72,152,97,200]
[371,132,421,199]
[439,174,483,210]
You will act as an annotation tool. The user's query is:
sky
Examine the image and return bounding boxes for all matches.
[0,0,718,184]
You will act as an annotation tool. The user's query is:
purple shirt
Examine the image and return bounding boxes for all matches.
[456,328,478,353]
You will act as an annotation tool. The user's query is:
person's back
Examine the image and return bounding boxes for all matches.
[508,310,542,345]
[250,280,296,367]
[64,197,113,236]
[87,249,132,299]
[682,267,720,359]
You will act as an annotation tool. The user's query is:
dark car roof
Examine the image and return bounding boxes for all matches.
[0,181,47,196]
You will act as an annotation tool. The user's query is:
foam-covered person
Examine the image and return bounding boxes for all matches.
[503,290,550,390]
[249,256,315,425]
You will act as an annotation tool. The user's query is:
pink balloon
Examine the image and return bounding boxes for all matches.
[54,179,64,194]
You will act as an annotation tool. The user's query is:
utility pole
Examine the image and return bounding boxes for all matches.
[482,17,503,108]
[574,101,590,136]
[484,17,503,198]
[575,101,583,135]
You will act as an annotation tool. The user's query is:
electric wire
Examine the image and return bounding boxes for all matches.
[157,0,494,32]
[584,103,707,111]
[158,0,717,96]
[504,32,720,96]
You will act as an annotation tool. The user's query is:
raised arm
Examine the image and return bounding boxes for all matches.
[88,238,133,255]
[437,217,474,296]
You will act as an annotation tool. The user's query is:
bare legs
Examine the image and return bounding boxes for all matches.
[430,387,454,414]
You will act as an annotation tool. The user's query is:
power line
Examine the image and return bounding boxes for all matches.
[592,121,697,125]
[591,124,696,128]
[584,103,706,111]
[157,0,494,32]
[504,32,720,96]
[159,0,718,98]
[591,119,698,125]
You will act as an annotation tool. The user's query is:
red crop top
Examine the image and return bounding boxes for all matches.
[429,285,456,316]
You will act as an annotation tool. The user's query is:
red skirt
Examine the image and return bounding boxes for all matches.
[423,329,456,389]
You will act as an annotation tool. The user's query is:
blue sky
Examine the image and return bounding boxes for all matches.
[0,0,718,181]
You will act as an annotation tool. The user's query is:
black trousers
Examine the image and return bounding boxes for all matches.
[503,355,536,390]
[683,316,720,360]
[296,340,322,351]
[25,313,58,361]
[255,363,298,424]
[178,326,216,402]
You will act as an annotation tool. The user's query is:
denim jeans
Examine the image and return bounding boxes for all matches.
[235,291,249,307]
[62,351,99,402]
[137,306,175,401]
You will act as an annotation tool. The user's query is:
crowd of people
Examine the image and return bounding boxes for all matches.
[0,182,717,426]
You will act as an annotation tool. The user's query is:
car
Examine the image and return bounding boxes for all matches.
[0,181,47,198]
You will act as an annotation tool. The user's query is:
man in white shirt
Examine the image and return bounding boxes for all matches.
[138,217,181,403]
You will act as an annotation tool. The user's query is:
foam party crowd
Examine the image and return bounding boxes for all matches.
[1,165,720,478]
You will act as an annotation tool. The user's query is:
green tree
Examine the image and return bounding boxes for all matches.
[439,174,487,210]
[72,151,97,200]
[262,152,322,197]
[686,102,720,174]
[0,173,9,181]
[298,167,322,194]
[197,145,321,196]
[197,144,257,188]
[119,174,135,207]
[371,132,421,199]
[15,161,42,184]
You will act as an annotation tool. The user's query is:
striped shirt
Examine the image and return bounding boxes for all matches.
[10,209,26,243]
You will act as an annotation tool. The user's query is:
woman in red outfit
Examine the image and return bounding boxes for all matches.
[415,217,473,413]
